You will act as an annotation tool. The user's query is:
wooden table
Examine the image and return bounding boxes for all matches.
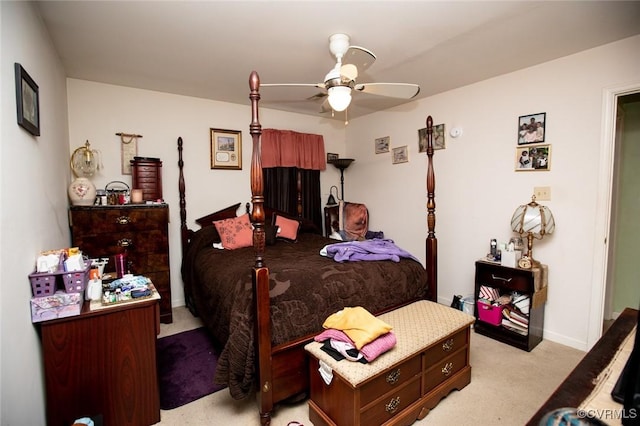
[40,296,161,426]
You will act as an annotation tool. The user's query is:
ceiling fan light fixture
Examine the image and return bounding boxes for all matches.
[327,86,351,112]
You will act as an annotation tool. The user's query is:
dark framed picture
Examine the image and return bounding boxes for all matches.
[15,63,40,136]
[515,144,551,171]
[327,152,339,163]
[518,112,546,145]
[375,136,390,154]
[211,128,242,169]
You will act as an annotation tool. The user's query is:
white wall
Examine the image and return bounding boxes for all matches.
[345,35,640,351]
[66,80,347,309]
[1,2,71,424]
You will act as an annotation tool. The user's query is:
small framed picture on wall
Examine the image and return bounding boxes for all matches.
[392,146,409,164]
[518,112,546,145]
[375,136,390,154]
[515,144,551,171]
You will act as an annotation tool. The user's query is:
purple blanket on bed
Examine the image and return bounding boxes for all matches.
[321,239,419,263]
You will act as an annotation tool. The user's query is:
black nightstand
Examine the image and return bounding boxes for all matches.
[474,260,548,351]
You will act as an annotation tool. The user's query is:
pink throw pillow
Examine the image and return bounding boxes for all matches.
[275,215,300,241]
[213,214,253,250]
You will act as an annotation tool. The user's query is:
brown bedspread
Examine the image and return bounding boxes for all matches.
[182,227,428,399]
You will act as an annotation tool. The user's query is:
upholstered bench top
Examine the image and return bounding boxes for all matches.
[305,300,475,387]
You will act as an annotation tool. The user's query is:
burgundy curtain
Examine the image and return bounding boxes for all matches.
[263,168,322,231]
[261,129,325,231]
[261,129,326,170]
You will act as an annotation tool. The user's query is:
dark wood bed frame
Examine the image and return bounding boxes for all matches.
[177,70,437,425]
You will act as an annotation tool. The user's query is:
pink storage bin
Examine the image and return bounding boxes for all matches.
[477,300,503,326]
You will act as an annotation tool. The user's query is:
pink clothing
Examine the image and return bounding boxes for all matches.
[315,328,397,362]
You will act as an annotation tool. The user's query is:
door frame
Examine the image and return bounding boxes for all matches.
[589,81,640,349]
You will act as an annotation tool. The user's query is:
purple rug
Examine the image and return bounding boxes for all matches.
[156,327,225,410]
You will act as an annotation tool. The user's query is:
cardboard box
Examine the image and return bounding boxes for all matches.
[532,285,548,309]
[30,291,83,323]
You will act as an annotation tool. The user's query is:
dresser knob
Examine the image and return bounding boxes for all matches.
[386,368,401,385]
[385,396,400,414]
[442,362,454,376]
[118,238,133,248]
[116,216,131,225]
[442,338,454,352]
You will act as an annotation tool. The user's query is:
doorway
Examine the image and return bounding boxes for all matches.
[589,85,640,348]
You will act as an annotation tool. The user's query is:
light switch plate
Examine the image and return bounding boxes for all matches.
[534,186,551,201]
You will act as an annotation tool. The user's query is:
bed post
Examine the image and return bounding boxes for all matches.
[296,169,303,218]
[178,137,188,256]
[249,71,274,426]
[426,116,438,302]
[425,116,438,302]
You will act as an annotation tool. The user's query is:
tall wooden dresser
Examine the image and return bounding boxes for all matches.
[69,204,172,323]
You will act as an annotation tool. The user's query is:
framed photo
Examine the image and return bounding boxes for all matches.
[327,152,339,163]
[211,128,242,170]
[375,136,390,154]
[515,144,551,171]
[418,124,446,152]
[392,146,409,164]
[14,63,40,136]
[518,112,546,145]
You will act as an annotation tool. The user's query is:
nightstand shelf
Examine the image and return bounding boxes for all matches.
[474,260,547,352]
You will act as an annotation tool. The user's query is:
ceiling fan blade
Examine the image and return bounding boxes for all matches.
[340,64,358,81]
[354,83,420,99]
[307,92,327,102]
[319,98,332,113]
[343,46,376,71]
[262,83,326,89]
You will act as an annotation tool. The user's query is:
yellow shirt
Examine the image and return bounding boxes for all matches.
[323,306,393,350]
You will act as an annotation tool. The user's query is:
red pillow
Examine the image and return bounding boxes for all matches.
[213,214,253,250]
[275,215,300,241]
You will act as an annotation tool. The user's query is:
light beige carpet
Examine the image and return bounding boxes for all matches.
[157,306,585,426]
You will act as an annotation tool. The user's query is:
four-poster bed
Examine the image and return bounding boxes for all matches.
[177,71,438,425]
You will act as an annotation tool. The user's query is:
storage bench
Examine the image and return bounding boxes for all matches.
[304,300,475,426]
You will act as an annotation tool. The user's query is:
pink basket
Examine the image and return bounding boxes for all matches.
[477,301,503,326]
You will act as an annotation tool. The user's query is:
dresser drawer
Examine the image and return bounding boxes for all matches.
[71,207,167,234]
[423,346,469,393]
[134,165,160,174]
[360,376,421,426]
[423,328,468,366]
[475,263,532,294]
[360,353,421,407]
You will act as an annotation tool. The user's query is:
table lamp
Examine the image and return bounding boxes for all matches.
[510,195,555,268]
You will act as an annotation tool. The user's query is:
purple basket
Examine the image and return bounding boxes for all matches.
[29,260,91,296]
[29,273,57,297]
[61,261,91,293]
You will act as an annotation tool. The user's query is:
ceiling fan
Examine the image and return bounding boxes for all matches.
[262,34,420,114]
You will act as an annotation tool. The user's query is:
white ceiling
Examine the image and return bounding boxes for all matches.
[35,1,640,121]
